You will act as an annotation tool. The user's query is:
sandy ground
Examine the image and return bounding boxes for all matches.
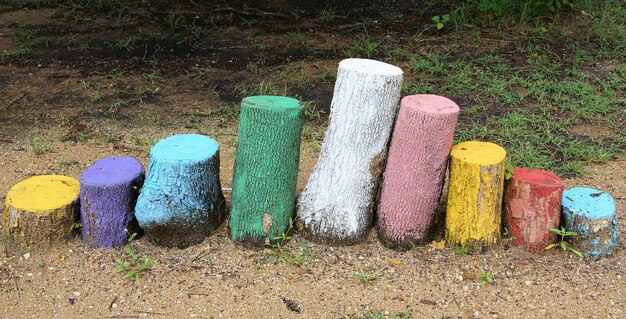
[0,129,624,319]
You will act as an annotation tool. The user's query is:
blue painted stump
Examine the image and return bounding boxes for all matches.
[80,157,144,248]
[562,187,618,257]
[134,134,225,247]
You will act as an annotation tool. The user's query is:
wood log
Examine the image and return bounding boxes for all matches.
[562,187,618,257]
[134,134,225,248]
[377,94,459,250]
[229,95,304,246]
[80,157,145,248]
[296,58,403,244]
[446,141,506,249]
[504,168,564,254]
[3,175,80,254]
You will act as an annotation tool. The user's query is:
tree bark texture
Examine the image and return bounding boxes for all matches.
[377,94,459,250]
[229,96,304,246]
[562,187,618,257]
[504,168,563,255]
[296,58,403,245]
[3,175,80,255]
[80,157,145,248]
[134,134,226,248]
[446,141,506,249]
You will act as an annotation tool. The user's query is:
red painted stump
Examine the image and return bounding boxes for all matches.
[505,168,564,254]
[377,94,459,250]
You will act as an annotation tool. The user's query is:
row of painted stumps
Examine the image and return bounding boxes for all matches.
[2,59,619,258]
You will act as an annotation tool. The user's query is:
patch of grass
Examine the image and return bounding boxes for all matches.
[143,71,161,83]
[343,38,380,58]
[317,7,338,23]
[264,218,314,268]
[453,244,473,255]
[91,91,105,102]
[356,267,383,285]
[29,132,50,155]
[287,32,313,49]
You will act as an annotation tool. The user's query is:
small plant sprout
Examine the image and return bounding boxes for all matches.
[479,269,493,286]
[502,227,516,242]
[113,229,154,284]
[545,226,583,257]
[505,161,515,180]
[432,15,450,30]
[356,267,383,285]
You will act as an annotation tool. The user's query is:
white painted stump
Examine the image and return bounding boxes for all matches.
[296,58,403,244]
[377,95,459,250]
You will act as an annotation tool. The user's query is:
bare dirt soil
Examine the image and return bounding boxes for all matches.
[0,2,624,318]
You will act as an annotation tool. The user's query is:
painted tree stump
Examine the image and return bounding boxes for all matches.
[80,157,145,248]
[446,141,506,249]
[297,58,403,244]
[134,134,226,248]
[3,175,80,254]
[377,94,459,250]
[562,187,618,257]
[504,168,564,254]
[229,96,304,246]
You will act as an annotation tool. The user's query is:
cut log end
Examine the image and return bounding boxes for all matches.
[446,141,506,249]
[402,94,460,115]
[376,94,459,250]
[3,175,80,254]
[135,134,225,248]
[151,134,219,162]
[229,95,304,246]
[562,187,618,257]
[505,168,563,255]
[80,157,145,248]
[296,58,403,245]
[339,58,403,77]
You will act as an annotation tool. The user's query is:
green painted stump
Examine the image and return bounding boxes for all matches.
[229,95,304,246]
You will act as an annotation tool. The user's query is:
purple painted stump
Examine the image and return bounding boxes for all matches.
[377,94,459,250]
[80,157,145,248]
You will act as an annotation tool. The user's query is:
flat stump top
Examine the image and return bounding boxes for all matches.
[242,95,302,111]
[562,187,616,220]
[339,58,403,76]
[6,175,80,212]
[80,157,144,186]
[512,168,563,188]
[450,141,506,165]
[151,134,219,162]
[402,94,460,115]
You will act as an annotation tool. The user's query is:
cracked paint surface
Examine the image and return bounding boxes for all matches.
[446,141,506,248]
[562,187,618,257]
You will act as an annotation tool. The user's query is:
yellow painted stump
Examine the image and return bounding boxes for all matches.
[3,175,80,254]
[446,141,506,249]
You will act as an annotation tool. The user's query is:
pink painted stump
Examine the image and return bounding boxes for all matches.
[377,94,459,250]
[505,168,564,254]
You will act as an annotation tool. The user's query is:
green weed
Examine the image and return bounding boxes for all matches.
[356,267,383,285]
[453,244,473,255]
[113,230,154,284]
[545,226,583,257]
[264,218,312,268]
[479,269,494,286]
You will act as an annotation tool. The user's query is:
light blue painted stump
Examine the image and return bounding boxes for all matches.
[134,134,225,247]
[562,187,618,257]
